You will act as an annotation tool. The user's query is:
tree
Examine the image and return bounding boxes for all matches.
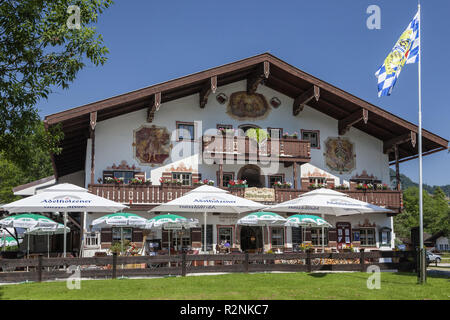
[0,0,112,159]
[0,122,55,204]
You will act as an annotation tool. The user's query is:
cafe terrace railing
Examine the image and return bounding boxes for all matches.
[88,185,403,212]
[0,251,415,283]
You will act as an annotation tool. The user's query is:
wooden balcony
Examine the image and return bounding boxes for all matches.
[88,184,403,213]
[202,135,311,163]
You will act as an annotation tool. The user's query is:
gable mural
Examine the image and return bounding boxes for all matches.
[133,125,171,166]
[227,91,270,120]
[324,137,356,174]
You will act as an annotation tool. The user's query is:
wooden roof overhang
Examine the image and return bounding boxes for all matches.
[44,53,448,178]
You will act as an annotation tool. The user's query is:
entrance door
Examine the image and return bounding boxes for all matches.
[240,226,263,252]
[238,164,263,187]
[336,222,351,250]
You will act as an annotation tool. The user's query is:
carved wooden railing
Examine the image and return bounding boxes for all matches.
[202,135,311,162]
[88,185,402,212]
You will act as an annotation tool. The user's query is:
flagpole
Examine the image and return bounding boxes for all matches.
[417,3,426,284]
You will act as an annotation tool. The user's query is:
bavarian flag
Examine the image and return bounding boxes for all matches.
[375,10,420,97]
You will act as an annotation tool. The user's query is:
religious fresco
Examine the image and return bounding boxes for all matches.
[323,137,356,174]
[227,91,270,120]
[133,125,172,166]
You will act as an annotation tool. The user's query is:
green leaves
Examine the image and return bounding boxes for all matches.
[0,0,112,157]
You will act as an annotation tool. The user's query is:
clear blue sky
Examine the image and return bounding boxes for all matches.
[37,0,449,186]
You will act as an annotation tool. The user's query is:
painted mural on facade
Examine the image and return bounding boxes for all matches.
[133,125,171,165]
[227,91,270,120]
[324,137,356,174]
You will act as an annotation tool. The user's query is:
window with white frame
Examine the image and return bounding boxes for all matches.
[360,228,376,246]
[311,228,328,246]
[172,172,192,186]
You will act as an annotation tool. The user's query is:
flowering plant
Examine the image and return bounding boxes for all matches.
[282,131,298,139]
[308,183,326,189]
[113,177,124,184]
[193,179,215,186]
[299,243,313,251]
[342,243,355,252]
[273,181,293,189]
[159,177,182,185]
[104,177,114,184]
[334,184,349,190]
[217,127,235,135]
[228,179,247,188]
[130,177,144,185]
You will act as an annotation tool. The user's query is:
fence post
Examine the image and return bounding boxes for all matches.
[360,249,365,272]
[112,252,117,279]
[37,254,43,282]
[306,251,312,273]
[244,252,249,273]
[182,252,186,277]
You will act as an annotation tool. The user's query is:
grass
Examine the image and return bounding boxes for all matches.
[0,272,449,300]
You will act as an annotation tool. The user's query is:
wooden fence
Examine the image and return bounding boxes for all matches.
[0,251,415,283]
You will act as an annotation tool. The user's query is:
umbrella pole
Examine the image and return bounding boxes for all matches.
[27,234,30,272]
[2,231,5,252]
[63,212,67,258]
[203,212,207,253]
[321,213,325,253]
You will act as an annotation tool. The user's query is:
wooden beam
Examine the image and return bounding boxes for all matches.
[247,61,270,94]
[89,111,97,186]
[293,85,320,116]
[383,131,416,154]
[338,109,369,135]
[293,162,298,189]
[146,93,160,123]
[199,76,217,108]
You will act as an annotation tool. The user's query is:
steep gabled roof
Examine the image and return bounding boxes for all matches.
[44,53,448,177]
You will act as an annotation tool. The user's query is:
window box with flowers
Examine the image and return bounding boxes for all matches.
[193,179,215,186]
[334,185,350,191]
[159,177,183,187]
[227,179,248,188]
[273,181,293,189]
[308,183,326,190]
[282,132,299,140]
[341,244,355,252]
[299,243,314,252]
[103,177,124,185]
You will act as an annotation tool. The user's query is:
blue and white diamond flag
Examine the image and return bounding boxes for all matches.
[375,10,420,97]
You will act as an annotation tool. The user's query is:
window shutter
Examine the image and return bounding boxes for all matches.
[190,227,202,248]
[328,229,337,242]
[103,171,113,180]
[101,229,112,242]
[162,229,169,249]
[304,229,312,241]
[132,229,143,242]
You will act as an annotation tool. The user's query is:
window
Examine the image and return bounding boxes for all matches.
[379,227,391,247]
[238,124,260,135]
[360,228,376,246]
[172,173,192,186]
[177,122,195,141]
[309,177,326,185]
[269,175,284,188]
[103,171,135,184]
[112,227,132,243]
[311,228,328,246]
[271,227,284,247]
[218,227,233,245]
[217,124,233,135]
[301,130,320,148]
[171,229,190,249]
[222,173,234,187]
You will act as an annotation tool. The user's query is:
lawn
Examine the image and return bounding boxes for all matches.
[0,272,449,300]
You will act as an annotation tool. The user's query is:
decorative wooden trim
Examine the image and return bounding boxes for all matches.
[300,129,320,149]
[338,108,369,135]
[383,131,416,154]
[106,160,141,172]
[199,76,217,108]
[176,121,196,142]
[146,92,161,123]
[247,61,270,94]
[293,85,320,116]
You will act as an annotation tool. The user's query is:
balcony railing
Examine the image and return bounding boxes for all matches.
[88,184,402,212]
[202,135,311,163]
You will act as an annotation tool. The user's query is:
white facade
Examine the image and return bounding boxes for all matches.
[71,79,396,256]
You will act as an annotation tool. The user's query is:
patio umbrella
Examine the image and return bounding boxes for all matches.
[268,188,393,216]
[146,214,199,255]
[91,212,147,255]
[285,214,333,252]
[25,223,70,258]
[1,183,127,257]
[0,236,22,248]
[149,185,266,252]
[237,212,287,252]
